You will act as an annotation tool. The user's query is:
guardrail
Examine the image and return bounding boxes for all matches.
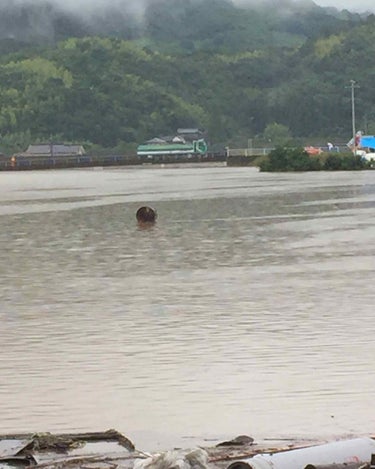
[226,148,274,157]
[0,154,139,170]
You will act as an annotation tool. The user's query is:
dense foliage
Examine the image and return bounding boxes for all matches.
[259,147,371,171]
[0,0,374,153]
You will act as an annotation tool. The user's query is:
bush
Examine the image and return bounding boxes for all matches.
[259,147,321,172]
[259,147,372,172]
[322,154,342,170]
[323,153,369,170]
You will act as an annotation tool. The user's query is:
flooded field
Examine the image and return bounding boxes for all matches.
[0,165,374,451]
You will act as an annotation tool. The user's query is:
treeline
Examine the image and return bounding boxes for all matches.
[0,0,374,154]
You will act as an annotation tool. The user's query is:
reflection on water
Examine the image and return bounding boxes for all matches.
[0,166,374,450]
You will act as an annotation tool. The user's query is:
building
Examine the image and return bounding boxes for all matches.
[176,128,206,142]
[16,144,86,158]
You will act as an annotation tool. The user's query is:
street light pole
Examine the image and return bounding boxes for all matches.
[350,80,356,149]
[348,80,360,152]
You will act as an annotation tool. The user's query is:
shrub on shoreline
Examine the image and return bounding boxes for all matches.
[322,153,367,170]
[259,147,371,172]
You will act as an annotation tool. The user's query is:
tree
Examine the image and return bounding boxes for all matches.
[263,123,291,146]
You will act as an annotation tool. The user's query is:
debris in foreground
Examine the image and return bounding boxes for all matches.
[0,431,374,469]
[225,437,375,469]
[0,430,141,469]
[134,448,209,469]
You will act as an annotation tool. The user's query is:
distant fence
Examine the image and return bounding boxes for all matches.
[0,154,139,171]
[226,147,274,157]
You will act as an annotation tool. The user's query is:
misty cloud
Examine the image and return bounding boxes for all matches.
[1,0,149,16]
[314,0,374,12]
[0,0,373,45]
[1,0,374,14]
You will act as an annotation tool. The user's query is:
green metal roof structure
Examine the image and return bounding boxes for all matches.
[137,139,207,156]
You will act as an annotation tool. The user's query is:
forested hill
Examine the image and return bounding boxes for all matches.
[0,0,367,52]
[0,0,374,153]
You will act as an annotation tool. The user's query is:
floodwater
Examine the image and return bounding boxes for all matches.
[0,165,374,451]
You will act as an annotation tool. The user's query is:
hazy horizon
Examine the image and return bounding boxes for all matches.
[314,0,374,12]
[1,0,374,14]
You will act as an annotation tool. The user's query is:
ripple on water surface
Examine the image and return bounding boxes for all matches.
[0,167,374,450]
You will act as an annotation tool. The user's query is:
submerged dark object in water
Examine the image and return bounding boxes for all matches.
[136,206,157,224]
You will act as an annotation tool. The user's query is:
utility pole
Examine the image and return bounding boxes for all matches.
[49,135,54,159]
[347,80,360,152]
[247,138,252,156]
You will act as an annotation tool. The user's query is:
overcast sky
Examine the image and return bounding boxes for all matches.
[313,0,374,11]
[76,0,375,13]
[6,0,375,14]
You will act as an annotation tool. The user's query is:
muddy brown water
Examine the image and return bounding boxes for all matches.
[0,165,374,451]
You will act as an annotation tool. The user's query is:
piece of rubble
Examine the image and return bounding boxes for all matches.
[216,437,254,448]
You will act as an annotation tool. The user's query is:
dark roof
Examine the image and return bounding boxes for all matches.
[177,128,202,134]
[146,138,167,144]
[18,144,86,156]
